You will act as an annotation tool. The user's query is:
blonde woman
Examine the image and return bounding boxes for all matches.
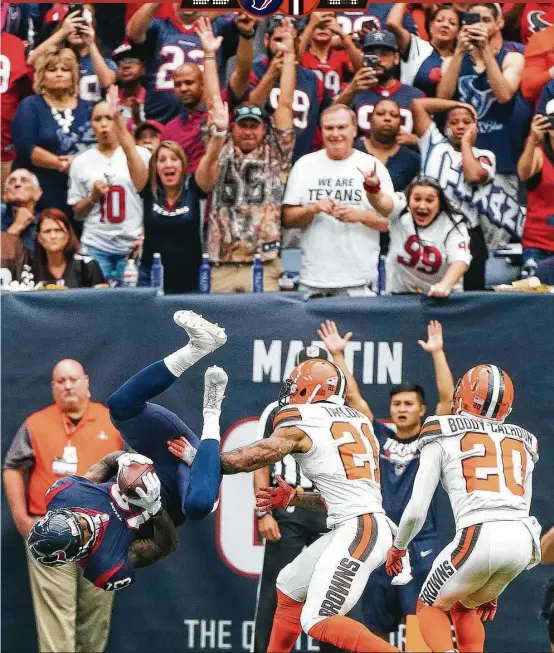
[11,47,95,219]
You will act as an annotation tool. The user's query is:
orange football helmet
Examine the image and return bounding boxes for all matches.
[278,359,346,407]
[452,364,514,421]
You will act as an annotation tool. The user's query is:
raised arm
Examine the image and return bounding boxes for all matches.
[317,320,373,420]
[361,165,394,217]
[274,21,296,130]
[417,321,455,416]
[194,94,229,193]
[81,24,116,90]
[411,97,475,137]
[129,508,179,568]
[27,11,83,67]
[221,426,307,474]
[126,2,161,44]
[249,54,283,109]
[229,14,257,100]
[517,114,548,182]
[436,29,472,99]
[107,86,149,192]
[482,47,523,104]
[386,2,412,55]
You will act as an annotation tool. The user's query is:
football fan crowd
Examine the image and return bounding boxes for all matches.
[1,2,553,295]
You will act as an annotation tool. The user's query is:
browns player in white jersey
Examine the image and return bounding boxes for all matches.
[215,359,401,653]
[386,364,541,653]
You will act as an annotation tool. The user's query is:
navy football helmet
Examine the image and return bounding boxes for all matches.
[28,509,95,567]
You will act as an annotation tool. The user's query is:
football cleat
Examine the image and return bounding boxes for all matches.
[173,311,227,354]
[203,366,228,414]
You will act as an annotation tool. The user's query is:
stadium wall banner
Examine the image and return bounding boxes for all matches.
[2,290,553,652]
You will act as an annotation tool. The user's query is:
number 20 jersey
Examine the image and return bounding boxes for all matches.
[274,403,384,528]
[418,415,539,531]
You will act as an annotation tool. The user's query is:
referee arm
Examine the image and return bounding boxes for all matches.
[418,321,455,416]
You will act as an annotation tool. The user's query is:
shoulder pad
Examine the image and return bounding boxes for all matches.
[273,406,304,431]
[418,416,449,450]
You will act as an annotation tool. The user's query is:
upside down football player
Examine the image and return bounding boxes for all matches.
[169,359,408,653]
[385,364,542,652]
[27,311,228,591]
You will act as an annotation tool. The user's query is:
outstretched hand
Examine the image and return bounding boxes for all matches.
[167,436,197,466]
[317,320,351,357]
[195,16,223,54]
[417,320,444,354]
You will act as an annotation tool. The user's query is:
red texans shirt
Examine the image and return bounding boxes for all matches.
[0,33,33,161]
[300,49,352,99]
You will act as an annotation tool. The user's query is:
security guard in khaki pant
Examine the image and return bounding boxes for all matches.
[3,359,124,652]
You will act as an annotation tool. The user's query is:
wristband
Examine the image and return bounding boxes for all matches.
[209,124,228,138]
[204,55,216,60]
[256,509,270,519]
[363,180,381,194]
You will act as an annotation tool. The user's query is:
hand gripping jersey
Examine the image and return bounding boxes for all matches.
[418,415,539,531]
[273,403,384,528]
[46,475,152,591]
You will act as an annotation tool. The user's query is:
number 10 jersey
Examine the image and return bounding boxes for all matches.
[273,403,384,528]
[418,414,539,531]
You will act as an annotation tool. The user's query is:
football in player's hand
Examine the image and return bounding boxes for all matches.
[117,461,155,500]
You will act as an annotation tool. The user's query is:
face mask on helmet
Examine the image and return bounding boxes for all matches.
[28,509,99,567]
[278,360,346,408]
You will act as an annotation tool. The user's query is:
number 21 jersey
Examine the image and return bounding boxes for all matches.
[418,415,539,531]
[274,403,383,527]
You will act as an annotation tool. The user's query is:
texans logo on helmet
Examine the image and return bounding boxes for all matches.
[528,9,553,33]
[239,0,283,16]
[280,0,319,17]
[39,550,68,566]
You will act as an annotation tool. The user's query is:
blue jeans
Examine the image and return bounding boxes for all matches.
[521,247,553,279]
[82,244,128,279]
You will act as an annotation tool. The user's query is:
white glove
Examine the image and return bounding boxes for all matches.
[117,452,153,472]
[127,471,162,516]
[391,548,413,586]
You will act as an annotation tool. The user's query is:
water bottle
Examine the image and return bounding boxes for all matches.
[150,252,164,296]
[252,253,264,293]
[122,258,139,288]
[377,255,387,296]
[198,253,211,294]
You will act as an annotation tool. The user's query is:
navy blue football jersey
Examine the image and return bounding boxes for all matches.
[250,57,332,162]
[138,16,236,123]
[412,49,443,98]
[373,421,438,540]
[352,80,424,135]
[78,54,117,103]
[46,475,150,591]
[334,4,417,37]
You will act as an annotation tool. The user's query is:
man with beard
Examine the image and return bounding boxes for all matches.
[249,15,332,163]
[112,43,146,129]
[334,30,423,147]
[160,16,255,174]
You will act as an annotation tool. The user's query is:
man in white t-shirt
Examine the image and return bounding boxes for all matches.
[68,93,151,278]
[282,104,393,298]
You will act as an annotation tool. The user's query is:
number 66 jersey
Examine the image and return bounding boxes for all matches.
[417,414,539,530]
[274,403,383,528]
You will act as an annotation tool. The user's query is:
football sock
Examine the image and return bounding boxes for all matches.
[164,343,206,377]
[184,438,222,520]
[416,600,455,652]
[202,410,221,442]
[108,361,178,421]
[450,602,485,652]
[268,590,303,653]
[309,616,399,652]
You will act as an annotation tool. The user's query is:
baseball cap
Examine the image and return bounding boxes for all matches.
[363,30,398,52]
[233,104,267,125]
[295,346,331,365]
[134,120,164,137]
[112,43,144,64]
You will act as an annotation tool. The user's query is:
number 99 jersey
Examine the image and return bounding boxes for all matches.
[418,415,539,531]
[386,193,472,294]
[273,403,383,528]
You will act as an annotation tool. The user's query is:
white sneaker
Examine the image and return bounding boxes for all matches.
[203,366,228,414]
[173,311,227,354]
